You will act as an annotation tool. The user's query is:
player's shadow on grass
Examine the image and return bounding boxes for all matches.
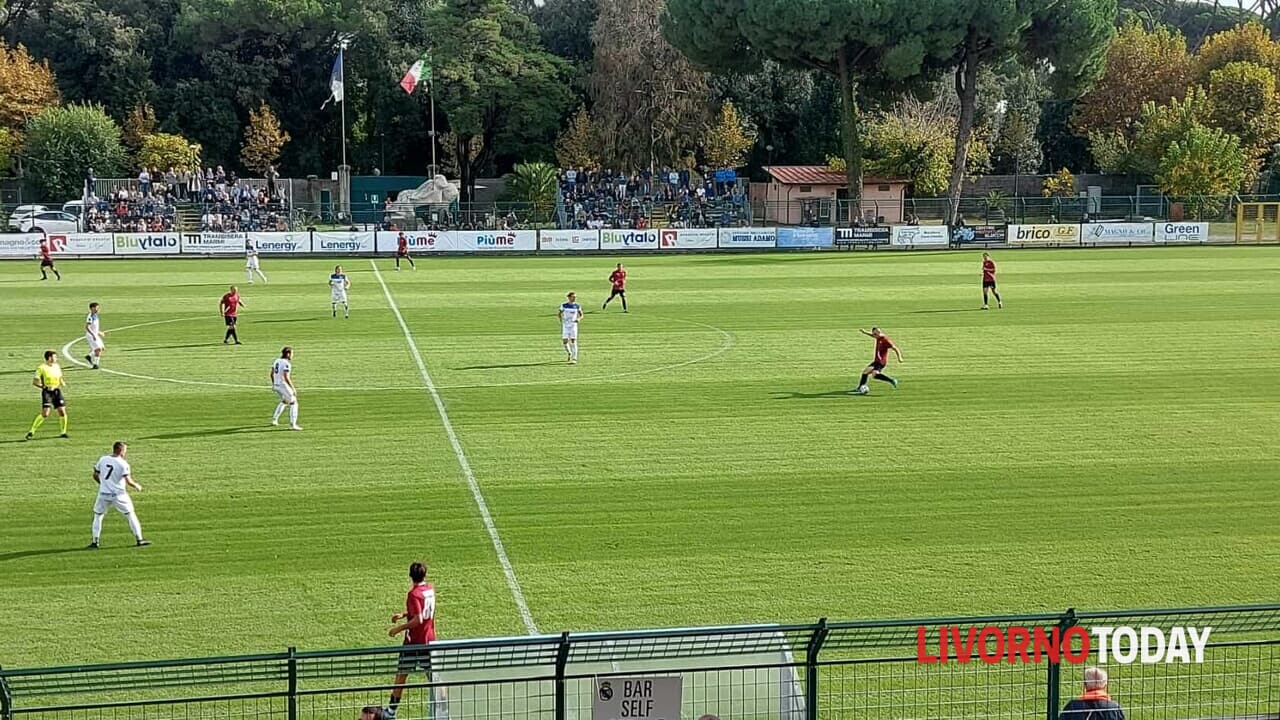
[254,318,323,324]
[456,361,561,370]
[0,546,96,563]
[910,308,980,314]
[0,369,35,375]
[141,426,277,440]
[773,389,866,400]
[124,343,222,352]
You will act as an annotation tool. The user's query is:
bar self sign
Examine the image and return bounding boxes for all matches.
[593,677,683,720]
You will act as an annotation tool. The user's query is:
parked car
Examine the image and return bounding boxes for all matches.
[18,211,80,234]
[62,200,86,218]
[6,205,49,230]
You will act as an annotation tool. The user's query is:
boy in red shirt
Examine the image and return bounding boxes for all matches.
[39,239,62,281]
[385,561,436,718]
[853,327,902,395]
[395,231,416,271]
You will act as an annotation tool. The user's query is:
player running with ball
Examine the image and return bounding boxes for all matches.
[270,346,302,430]
[852,327,902,395]
[558,292,582,364]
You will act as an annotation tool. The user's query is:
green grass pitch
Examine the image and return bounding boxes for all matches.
[1,247,1278,668]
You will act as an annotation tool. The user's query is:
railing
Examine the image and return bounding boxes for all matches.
[2,605,1278,720]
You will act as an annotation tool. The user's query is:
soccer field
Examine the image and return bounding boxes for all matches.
[2,247,1278,668]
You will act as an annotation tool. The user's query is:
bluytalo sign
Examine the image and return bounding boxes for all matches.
[600,229,659,250]
[114,233,180,255]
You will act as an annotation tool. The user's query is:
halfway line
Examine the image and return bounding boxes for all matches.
[370,260,540,635]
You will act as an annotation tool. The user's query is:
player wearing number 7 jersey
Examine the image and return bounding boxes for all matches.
[90,441,150,548]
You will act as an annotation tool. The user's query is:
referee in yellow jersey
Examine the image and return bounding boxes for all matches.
[27,350,69,440]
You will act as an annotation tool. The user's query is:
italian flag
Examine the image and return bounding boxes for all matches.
[400,54,431,94]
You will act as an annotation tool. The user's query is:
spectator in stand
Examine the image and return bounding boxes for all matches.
[138,167,152,197]
[164,168,177,198]
[85,167,96,199]
[1060,668,1124,720]
[266,164,279,200]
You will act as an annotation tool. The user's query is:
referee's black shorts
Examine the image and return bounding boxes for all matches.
[41,388,65,409]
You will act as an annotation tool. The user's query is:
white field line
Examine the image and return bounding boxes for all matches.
[370,260,540,635]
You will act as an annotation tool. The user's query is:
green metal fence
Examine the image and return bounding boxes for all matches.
[2,605,1278,720]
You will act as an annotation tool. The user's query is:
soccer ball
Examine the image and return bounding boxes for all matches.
[854,386,869,396]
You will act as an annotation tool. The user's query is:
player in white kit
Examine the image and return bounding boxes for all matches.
[90,441,150,548]
[330,265,350,318]
[270,346,302,430]
[558,292,582,364]
[83,302,104,369]
[246,238,268,284]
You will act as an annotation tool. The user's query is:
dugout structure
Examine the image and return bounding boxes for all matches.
[1235,201,1280,244]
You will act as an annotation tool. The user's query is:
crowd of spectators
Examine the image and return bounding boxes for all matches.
[560,168,749,230]
[196,165,289,232]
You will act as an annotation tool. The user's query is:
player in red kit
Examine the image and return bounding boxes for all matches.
[395,231,415,271]
[219,286,245,344]
[602,263,627,312]
[981,252,1002,310]
[39,239,62,281]
[853,327,902,395]
[385,561,436,718]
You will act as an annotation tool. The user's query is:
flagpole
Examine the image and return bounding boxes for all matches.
[429,77,438,175]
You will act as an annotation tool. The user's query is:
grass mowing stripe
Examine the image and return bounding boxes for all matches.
[370,259,540,635]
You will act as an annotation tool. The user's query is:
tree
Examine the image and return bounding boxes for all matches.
[510,161,559,222]
[1041,167,1076,197]
[1129,89,1210,177]
[1192,22,1280,84]
[593,0,711,171]
[240,103,290,175]
[1073,20,1191,155]
[857,96,988,196]
[702,101,756,169]
[935,0,1114,222]
[139,133,199,174]
[555,107,598,169]
[529,0,597,65]
[411,0,573,201]
[663,0,955,209]
[981,63,1049,176]
[24,103,125,198]
[1156,125,1248,214]
[0,40,59,132]
[121,102,156,156]
[713,61,842,169]
[0,126,16,173]
[1204,61,1280,156]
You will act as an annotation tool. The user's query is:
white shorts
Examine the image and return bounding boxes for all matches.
[86,334,105,352]
[246,256,260,270]
[331,291,348,304]
[93,492,135,516]
[562,324,578,340]
[274,384,296,403]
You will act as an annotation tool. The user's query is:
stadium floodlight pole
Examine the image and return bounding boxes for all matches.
[430,74,438,175]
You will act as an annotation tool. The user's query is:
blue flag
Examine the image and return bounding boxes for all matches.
[322,49,344,109]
